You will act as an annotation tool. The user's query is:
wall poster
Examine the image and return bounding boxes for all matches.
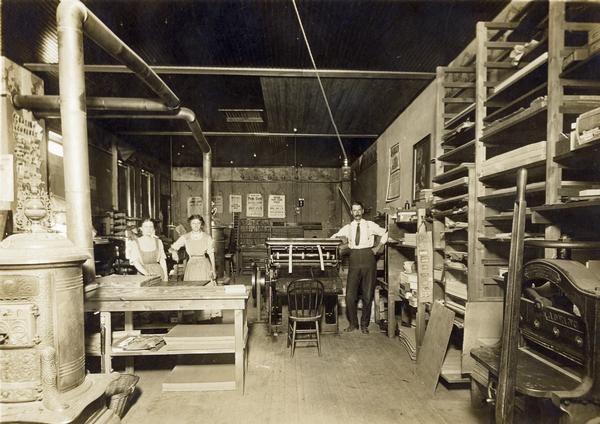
[386,170,401,201]
[268,194,285,219]
[229,194,242,213]
[412,135,431,200]
[187,196,203,217]
[246,193,263,217]
[212,195,223,214]
[386,143,401,201]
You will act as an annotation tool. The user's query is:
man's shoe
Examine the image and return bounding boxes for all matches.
[344,326,358,333]
[361,327,369,334]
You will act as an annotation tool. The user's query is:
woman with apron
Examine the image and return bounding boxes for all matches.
[169,214,219,320]
[128,219,168,282]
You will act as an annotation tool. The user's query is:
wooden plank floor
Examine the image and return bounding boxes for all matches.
[121,280,490,424]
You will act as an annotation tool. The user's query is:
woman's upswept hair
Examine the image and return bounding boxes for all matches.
[188,214,205,226]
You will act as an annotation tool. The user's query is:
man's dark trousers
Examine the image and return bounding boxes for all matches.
[346,248,376,329]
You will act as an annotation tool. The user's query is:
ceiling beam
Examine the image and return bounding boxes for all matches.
[24,63,435,80]
[117,131,378,138]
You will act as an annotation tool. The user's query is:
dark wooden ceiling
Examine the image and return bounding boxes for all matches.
[2,0,509,167]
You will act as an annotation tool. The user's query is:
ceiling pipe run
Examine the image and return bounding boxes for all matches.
[13,94,213,229]
[52,0,208,281]
[58,0,180,109]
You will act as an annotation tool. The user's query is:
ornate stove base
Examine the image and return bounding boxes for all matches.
[1,374,120,424]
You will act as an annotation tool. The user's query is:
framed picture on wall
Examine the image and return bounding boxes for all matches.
[389,143,400,173]
[412,135,431,200]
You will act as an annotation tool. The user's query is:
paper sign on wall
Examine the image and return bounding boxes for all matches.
[187,196,203,217]
[246,193,263,217]
[229,194,242,213]
[268,194,285,219]
[212,195,223,214]
[0,155,14,202]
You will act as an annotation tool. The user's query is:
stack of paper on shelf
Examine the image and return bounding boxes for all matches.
[399,271,418,291]
[445,276,467,301]
[403,233,417,245]
[163,324,235,351]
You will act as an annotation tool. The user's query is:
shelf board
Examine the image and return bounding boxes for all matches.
[479,236,511,244]
[433,163,474,184]
[487,52,548,105]
[561,95,600,116]
[484,82,547,124]
[554,138,600,169]
[442,125,475,148]
[561,44,600,80]
[445,240,468,246]
[486,211,532,222]
[479,159,546,187]
[444,103,476,129]
[432,209,468,219]
[481,100,547,145]
[438,140,475,164]
[432,177,469,197]
[433,193,469,209]
[532,200,600,215]
[479,181,545,202]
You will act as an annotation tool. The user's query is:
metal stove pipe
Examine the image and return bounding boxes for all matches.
[13,95,213,229]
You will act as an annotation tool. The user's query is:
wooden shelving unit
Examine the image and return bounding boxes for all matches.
[385,206,431,362]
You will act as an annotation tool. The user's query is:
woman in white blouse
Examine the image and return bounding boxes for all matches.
[169,214,216,281]
[128,219,168,282]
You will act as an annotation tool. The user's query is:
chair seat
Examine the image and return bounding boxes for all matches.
[289,314,322,322]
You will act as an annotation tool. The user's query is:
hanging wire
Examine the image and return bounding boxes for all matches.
[291,0,348,167]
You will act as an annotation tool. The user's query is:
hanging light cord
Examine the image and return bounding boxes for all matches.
[291,0,348,167]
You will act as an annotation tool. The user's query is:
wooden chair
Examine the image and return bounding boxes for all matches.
[286,278,324,357]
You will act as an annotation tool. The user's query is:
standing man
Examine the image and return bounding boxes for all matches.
[332,201,388,334]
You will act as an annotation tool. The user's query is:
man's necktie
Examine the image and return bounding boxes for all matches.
[355,223,361,246]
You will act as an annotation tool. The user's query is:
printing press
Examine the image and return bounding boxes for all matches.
[252,238,343,335]
[471,254,600,422]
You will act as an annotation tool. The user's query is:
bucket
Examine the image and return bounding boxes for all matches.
[105,374,140,418]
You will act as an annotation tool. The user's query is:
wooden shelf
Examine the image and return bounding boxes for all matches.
[433,163,474,184]
[479,236,511,244]
[486,211,532,222]
[444,103,476,129]
[479,159,546,187]
[442,126,475,148]
[554,138,600,169]
[432,177,469,197]
[561,44,600,80]
[481,100,547,145]
[445,240,468,246]
[487,52,548,105]
[478,181,546,202]
[438,140,475,164]
[433,193,469,208]
[484,83,547,124]
[432,209,468,219]
[532,200,600,215]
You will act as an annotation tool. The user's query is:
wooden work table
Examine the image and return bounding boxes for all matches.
[85,279,249,393]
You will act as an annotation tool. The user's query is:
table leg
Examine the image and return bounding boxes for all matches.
[234,308,244,394]
[124,311,134,373]
[100,312,112,374]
